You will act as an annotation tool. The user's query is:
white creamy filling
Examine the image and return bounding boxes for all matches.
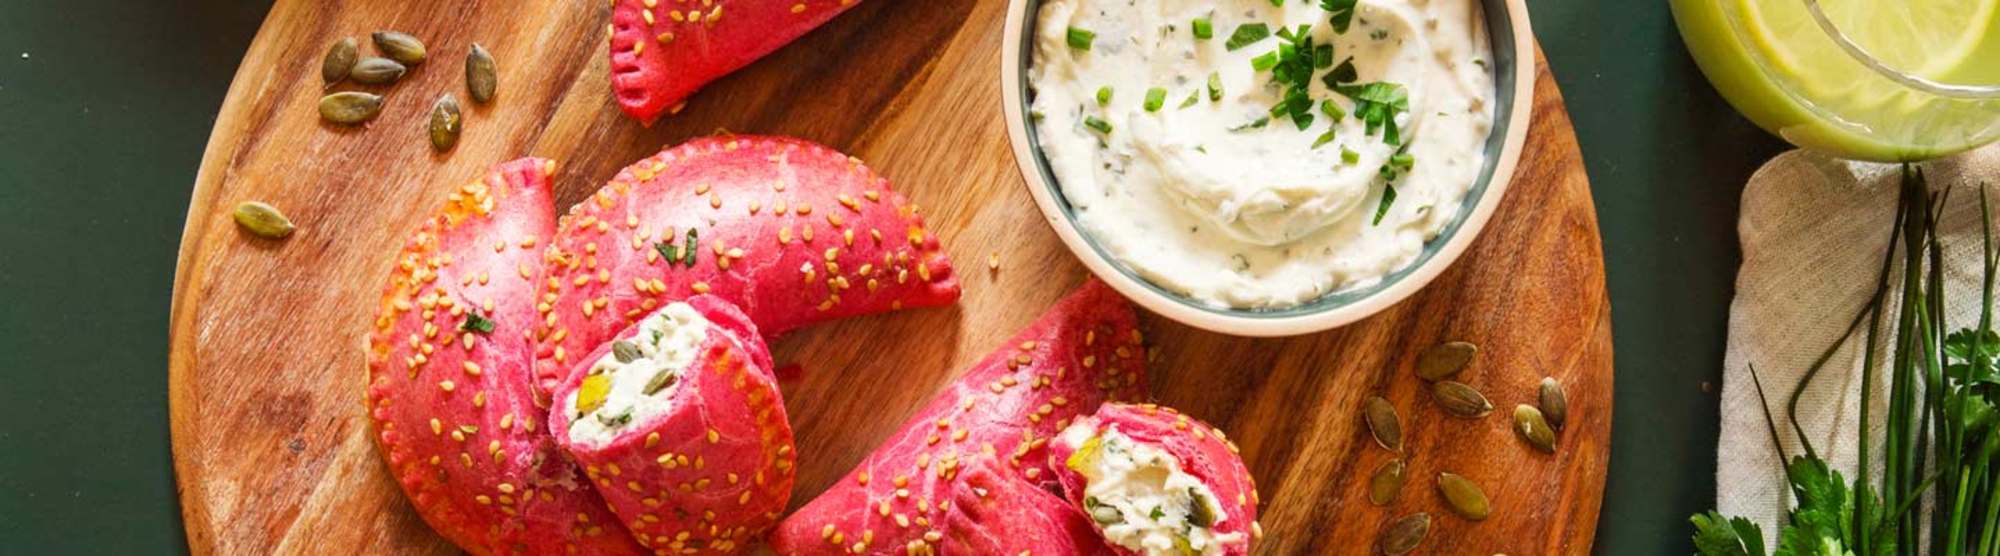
[563,303,709,448]
[1062,425,1243,556]
[1031,0,1495,308]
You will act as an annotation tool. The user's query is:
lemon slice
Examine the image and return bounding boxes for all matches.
[1742,0,1996,84]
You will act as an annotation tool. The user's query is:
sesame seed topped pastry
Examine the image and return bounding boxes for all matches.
[941,456,1119,556]
[549,295,796,555]
[365,158,645,556]
[609,0,864,124]
[1049,403,1262,556]
[532,135,959,397]
[768,279,1149,555]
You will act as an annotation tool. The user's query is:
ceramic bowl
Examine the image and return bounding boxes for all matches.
[1000,0,1537,337]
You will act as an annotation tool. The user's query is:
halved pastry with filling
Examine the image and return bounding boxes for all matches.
[550,295,795,555]
[1050,403,1261,556]
[769,279,1148,555]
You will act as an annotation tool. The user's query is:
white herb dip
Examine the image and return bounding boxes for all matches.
[1031,0,1495,308]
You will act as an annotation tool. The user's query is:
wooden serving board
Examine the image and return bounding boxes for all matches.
[168,0,1610,554]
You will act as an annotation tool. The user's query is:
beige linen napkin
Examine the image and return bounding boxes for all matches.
[1719,144,2000,545]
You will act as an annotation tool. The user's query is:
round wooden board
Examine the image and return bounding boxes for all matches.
[168,1,1610,554]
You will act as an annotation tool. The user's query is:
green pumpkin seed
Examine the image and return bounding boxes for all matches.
[232,201,295,239]
[349,57,407,85]
[643,370,677,395]
[466,43,497,103]
[611,340,641,363]
[428,94,462,151]
[1379,512,1431,555]
[1437,472,1490,521]
[319,91,384,124]
[1363,396,1402,452]
[1514,404,1557,454]
[1416,341,1477,381]
[372,31,426,65]
[1540,377,1568,431]
[1430,380,1493,418]
[1186,489,1215,527]
[1087,499,1123,525]
[1368,459,1405,506]
[321,37,357,85]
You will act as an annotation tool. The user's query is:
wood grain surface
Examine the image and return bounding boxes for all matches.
[167,0,1611,554]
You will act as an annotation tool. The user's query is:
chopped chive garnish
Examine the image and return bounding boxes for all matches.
[1193,17,1214,39]
[1096,86,1113,106]
[1311,128,1338,148]
[682,228,698,267]
[1321,99,1346,121]
[1390,153,1415,168]
[1224,23,1270,51]
[1067,27,1096,50]
[1179,91,1200,109]
[1084,116,1113,135]
[1144,88,1167,112]
[1250,51,1279,71]
[1371,182,1398,225]
[1271,0,1285,6]
[1341,147,1360,164]
[1227,116,1270,132]
[653,241,679,265]
[1314,44,1335,69]
[1031,110,1046,121]
[1206,72,1223,101]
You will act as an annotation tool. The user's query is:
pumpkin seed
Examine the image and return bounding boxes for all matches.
[1416,341,1477,381]
[1379,512,1431,555]
[1362,396,1402,452]
[1430,380,1493,418]
[1514,404,1557,454]
[232,201,295,239]
[611,340,641,363]
[643,370,677,395]
[428,94,462,151]
[1540,376,1569,431]
[321,37,357,85]
[1437,472,1491,521]
[319,91,384,124]
[466,43,497,103]
[349,57,407,85]
[1368,459,1405,506]
[372,31,426,65]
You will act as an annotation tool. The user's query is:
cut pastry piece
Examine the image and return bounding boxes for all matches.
[551,295,795,555]
[768,279,1148,555]
[1051,403,1261,556]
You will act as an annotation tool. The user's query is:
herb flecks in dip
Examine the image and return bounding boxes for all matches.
[1032,0,1495,308]
[564,303,709,447]
[1064,425,1243,555]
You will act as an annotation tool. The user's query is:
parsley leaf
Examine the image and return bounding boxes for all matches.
[459,311,496,334]
[1321,0,1359,34]
[1225,23,1271,51]
[1691,511,1766,556]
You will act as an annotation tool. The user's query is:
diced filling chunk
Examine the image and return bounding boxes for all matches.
[564,302,709,447]
[1063,426,1243,555]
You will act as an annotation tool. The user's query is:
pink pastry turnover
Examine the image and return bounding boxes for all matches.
[769,279,1149,555]
[608,0,864,124]
[365,158,645,556]
[532,135,959,397]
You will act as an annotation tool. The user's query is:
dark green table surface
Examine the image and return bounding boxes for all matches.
[0,0,1787,552]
